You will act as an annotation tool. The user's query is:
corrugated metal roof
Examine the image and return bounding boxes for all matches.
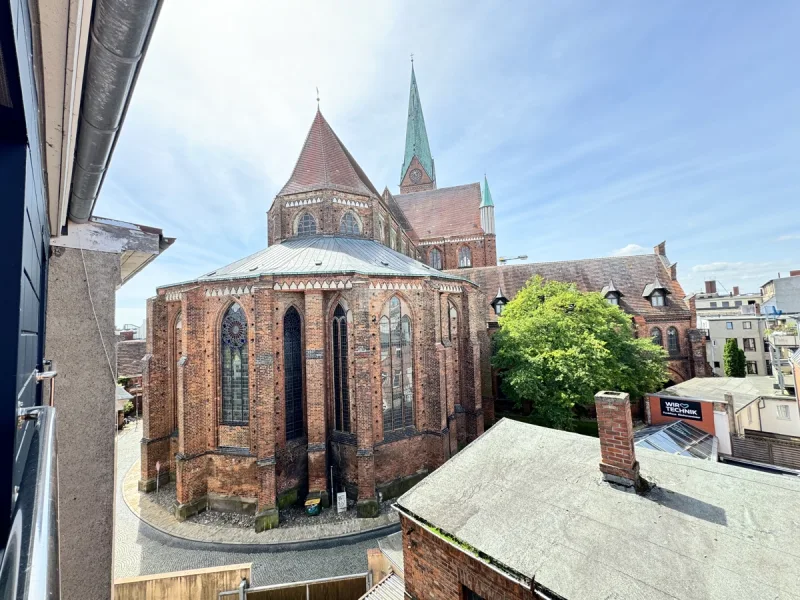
[360,573,405,600]
[194,236,468,283]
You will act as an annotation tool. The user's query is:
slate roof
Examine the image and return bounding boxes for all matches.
[457,253,689,323]
[172,236,468,285]
[394,183,483,239]
[401,65,434,183]
[655,376,792,413]
[278,109,380,198]
[396,418,800,600]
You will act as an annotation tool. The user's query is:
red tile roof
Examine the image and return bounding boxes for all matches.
[278,109,380,198]
[456,253,690,323]
[395,183,483,239]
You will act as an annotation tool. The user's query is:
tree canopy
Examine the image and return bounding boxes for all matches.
[493,276,669,430]
[723,338,746,377]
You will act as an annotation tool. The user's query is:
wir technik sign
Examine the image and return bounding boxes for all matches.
[660,398,703,421]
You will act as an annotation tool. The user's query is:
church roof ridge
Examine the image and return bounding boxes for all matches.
[401,65,434,183]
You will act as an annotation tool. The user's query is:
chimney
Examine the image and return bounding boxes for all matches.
[120,330,135,341]
[669,262,677,281]
[654,241,666,256]
[732,286,740,296]
[704,280,717,294]
[595,391,645,491]
[791,270,800,277]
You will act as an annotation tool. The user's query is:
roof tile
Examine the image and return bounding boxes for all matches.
[395,183,483,239]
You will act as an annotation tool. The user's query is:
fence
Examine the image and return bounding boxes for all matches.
[115,563,251,600]
[219,573,368,600]
[731,430,800,470]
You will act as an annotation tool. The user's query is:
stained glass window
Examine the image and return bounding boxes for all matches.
[667,326,680,355]
[340,212,360,235]
[332,305,350,432]
[458,246,472,268]
[651,327,663,347]
[297,213,317,236]
[429,248,442,270]
[221,303,249,424]
[284,307,303,440]
[381,297,414,432]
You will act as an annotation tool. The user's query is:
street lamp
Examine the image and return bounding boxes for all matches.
[498,255,528,265]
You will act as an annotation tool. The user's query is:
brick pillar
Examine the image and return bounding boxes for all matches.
[353,282,378,517]
[254,284,278,531]
[304,290,329,506]
[140,296,172,492]
[595,391,644,490]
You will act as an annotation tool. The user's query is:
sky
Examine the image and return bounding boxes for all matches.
[103,0,800,329]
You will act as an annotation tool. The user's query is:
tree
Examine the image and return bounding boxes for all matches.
[493,276,668,430]
[723,338,746,377]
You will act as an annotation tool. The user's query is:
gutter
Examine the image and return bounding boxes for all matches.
[67,0,163,224]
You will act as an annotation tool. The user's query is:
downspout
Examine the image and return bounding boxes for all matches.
[67,0,162,223]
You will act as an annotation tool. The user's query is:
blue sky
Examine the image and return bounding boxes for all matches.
[103,1,800,328]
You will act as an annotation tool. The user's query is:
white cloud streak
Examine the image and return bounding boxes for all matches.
[611,243,648,256]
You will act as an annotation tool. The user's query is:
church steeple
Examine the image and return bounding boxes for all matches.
[480,175,496,235]
[400,63,436,194]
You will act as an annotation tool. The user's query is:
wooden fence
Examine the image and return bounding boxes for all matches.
[731,430,800,470]
[115,563,251,600]
[220,573,368,600]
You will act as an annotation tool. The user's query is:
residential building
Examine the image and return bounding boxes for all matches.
[702,315,770,376]
[390,391,800,599]
[691,280,761,318]
[766,319,800,394]
[1,1,169,598]
[761,270,800,315]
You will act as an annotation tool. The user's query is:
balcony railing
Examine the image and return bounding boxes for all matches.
[0,405,60,598]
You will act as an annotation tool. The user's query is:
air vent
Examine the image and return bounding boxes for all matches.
[315,260,322,266]
[381,261,389,266]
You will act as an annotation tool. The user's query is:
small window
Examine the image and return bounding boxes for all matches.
[713,361,721,368]
[777,404,791,420]
[722,301,730,308]
[429,248,442,270]
[458,246,472,268]
[743,338,756,352]
[297,213,317,236]
[339,212,361,235]
[742,321,752,329]
[735,300,742,307]
[710,301,718,308]
[651,291,665,307]
[746,361,758,375]
[650,327,663,347]
[606,294,619,305]
[726,322,734,329]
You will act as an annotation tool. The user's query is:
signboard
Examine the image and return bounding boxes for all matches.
[660,398,703,421]
[337,492,347,514]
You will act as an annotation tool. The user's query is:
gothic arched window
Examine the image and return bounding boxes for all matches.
[297,213,317,236]
[339,212,360,235]
[447,301,459,343]
[377,216,385,243]
[332,304,350,432]
[284,307,303,440]
[172,311,183,431]
[390,229,397,250]
[651,327,663,347]
[667,326,680,355]
[380,297,414,432]
[221,303,249,424]
[458,246,472,268]
[429,248,442,270]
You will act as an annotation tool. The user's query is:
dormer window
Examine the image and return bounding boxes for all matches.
[607,295,619,306]
[491,288,509,316]
[600,281,623,307]
[651,291,665,307]
[642,278,670,308]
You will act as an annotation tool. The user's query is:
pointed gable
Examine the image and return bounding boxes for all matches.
[278,109,380,198]
[401,65,435,184]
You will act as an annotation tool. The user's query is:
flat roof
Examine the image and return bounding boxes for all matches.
[656,376,792,412]
[396,418,800,600]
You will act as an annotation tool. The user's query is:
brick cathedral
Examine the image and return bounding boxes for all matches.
[140,66,706,531]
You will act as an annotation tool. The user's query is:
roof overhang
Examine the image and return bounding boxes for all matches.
[51,216,174,287]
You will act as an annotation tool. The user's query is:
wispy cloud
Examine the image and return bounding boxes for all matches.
[611,243,648,256]
[778,234,800,241]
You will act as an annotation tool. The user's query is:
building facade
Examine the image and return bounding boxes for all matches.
[691,280,762,318]
[761,271,800,315]
[703,315,770,377]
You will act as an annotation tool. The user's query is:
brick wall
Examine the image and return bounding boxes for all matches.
[419,235,496,271]
[401,514,534,600]
[117,339,146,378]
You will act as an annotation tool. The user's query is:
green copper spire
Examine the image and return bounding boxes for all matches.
[401,65,434,183]
[480,175,494,208]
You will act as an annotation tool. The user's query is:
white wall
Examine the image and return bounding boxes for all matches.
[714,411,732,454]
[758,399,800,437]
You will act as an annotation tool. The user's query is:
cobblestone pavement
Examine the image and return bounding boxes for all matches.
[114,423,377,585]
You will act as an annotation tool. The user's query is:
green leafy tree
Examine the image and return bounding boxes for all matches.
[493,276,668,430]
[723,338,746,377]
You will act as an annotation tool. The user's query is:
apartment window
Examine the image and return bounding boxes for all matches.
[710,301,717,308]
[713,361,720,368]
[735,300,742,307]
[742,321,752,329]
[726,322,734,330]
[722,301,730,308]
[743,338,756,352]
[746,361,758,375]
[777,405,791,420]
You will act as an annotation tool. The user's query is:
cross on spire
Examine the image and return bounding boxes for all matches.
[316,87,320,106]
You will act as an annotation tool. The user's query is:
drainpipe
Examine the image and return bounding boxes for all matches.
[67,0,162,223]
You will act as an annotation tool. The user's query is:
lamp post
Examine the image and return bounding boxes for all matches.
[498,255,528,265]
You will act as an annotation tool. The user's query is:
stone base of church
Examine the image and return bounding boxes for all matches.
[254,507,280,532]
[356,498,380,518]
[138,470,170,493]
[173,496,208,521]
[376,470,429,502]
[208,492,257,515]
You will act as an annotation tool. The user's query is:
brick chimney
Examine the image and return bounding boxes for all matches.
[120,330,135,341]
[596,391,645,491]
[790,270,800,277]
[732,286,740,296]
[704,280,717,294]
[654,241,666,256]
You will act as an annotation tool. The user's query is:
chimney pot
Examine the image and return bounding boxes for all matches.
[595,391,642,489]
[704,280,717,294]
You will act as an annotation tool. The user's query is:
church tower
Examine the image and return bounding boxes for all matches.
[399,64,436,194]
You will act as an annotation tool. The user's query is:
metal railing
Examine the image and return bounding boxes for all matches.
[0,405,60,598]
[219,573,368,599]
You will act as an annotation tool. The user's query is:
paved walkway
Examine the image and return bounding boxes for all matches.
[114,423,389,584]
